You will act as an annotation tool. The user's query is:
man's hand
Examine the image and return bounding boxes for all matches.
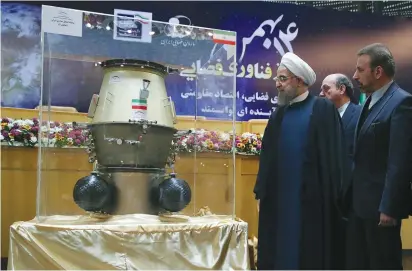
[379,213,397,227]
[257,199,260,213]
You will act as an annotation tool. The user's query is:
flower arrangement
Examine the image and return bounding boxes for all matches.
[170,130,262,155]
[1,118,263,155]
[1,117,39,147]
[234,132,262,155]
[172,129,234,153]
[1,118,90,148]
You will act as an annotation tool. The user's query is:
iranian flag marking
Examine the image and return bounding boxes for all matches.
[213,30,236,45]
[132,99,147,110]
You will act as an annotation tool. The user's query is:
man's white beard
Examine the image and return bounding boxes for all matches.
[277,89,297,106]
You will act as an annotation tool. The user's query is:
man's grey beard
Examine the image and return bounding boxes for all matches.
[277,89,297,106]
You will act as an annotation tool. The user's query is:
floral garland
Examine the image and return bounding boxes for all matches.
[1,118,262,155]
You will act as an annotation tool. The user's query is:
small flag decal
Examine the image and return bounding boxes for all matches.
[132,105,147,110]
[213,30,236,45]
[132,99,147,106]
[131,99,148,120]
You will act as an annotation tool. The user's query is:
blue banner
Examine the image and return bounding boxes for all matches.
[2,2,412,121]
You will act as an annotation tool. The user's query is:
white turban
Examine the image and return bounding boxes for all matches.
[280,52,316,86]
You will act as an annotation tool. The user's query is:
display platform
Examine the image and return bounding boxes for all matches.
[8,214,249,270]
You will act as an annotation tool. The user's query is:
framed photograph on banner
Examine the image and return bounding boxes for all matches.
[113,9,152,43]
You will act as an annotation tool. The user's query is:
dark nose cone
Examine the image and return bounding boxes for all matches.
[158,175,191,213]
[73,173,118,214]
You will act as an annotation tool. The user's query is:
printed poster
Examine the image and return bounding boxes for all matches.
[113,9,152,43]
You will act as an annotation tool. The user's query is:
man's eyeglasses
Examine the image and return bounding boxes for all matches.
[274,75,295,83]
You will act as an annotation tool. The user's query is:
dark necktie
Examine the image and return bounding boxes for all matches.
[357,97,371,136]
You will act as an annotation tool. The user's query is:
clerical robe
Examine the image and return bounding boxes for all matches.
[254,94,349,270]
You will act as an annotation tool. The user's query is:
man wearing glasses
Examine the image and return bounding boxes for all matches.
[254,52,348,270]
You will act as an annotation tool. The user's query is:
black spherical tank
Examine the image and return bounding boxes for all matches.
[158,174,191,213]
[73,172,118,214]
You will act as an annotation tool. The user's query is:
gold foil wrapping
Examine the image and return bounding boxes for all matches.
[8,214,249,270]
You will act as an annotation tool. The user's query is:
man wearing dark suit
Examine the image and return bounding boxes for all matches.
[319,73,361,269]
[343,43,412,270]
[320,73,362,162]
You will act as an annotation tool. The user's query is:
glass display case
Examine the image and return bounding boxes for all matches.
[36,5,237,221]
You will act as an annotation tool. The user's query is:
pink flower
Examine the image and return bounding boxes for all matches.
[10,129,20,136]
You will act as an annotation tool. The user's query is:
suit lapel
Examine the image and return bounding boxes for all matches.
[355,83,398,151]
[342,103,355,130]
[354,99,370,145]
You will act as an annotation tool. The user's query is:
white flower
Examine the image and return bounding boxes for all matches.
[14,119,24,126]
[0,135,4,141]
[50,127,63,133]
[241,132,252,139]
[24,120,34,126]
[220,132,230,141]
[30,136,37,143]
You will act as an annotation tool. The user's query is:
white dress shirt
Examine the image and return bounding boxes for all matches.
[290,91,309,105]
[338,101,350,117]
[368,80,393,109]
